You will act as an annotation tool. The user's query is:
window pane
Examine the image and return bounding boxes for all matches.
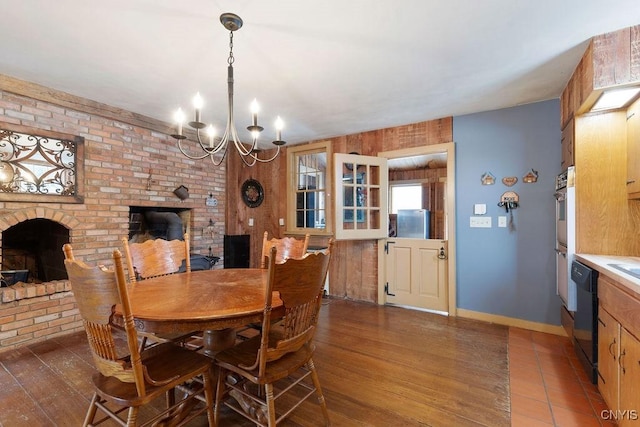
[391,185,422,213]
[294,150,327,229]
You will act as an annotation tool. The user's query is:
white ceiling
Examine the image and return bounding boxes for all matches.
[2,1,640,147]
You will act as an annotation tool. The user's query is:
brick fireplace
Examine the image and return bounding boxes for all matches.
[0,86,226,352]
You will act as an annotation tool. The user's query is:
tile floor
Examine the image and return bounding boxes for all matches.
[509,327,615,427]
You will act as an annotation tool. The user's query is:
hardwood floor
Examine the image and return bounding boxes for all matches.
[0,299,605,426]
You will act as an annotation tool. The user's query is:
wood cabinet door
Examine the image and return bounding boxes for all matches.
[561,119,574,169]
[619,328,640,425]
[599,307,620,412]
[628,99,640,198]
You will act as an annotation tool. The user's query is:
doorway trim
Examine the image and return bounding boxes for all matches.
[376,142,456,315]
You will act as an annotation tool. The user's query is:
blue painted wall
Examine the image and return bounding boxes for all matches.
[453,99,561,325]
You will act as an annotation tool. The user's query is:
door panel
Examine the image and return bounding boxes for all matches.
[620,327,640,426]
[598,307,619,412]
[385,238,448,312]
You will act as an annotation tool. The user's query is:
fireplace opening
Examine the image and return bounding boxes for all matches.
[2,219,69,284]
[128,206,219,270]
[129,206,191,242]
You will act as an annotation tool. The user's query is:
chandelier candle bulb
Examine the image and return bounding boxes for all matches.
[193,92,204,123]
[174,108,185,136]
[275,116,284,142]
[251,99,259,126]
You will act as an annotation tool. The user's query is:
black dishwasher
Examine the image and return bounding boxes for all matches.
[571,261,599,384]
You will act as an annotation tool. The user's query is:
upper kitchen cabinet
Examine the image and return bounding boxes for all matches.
[561,24,640,257]
[561,118,574,169]
[628,98,640,198]
[561,25,640,129]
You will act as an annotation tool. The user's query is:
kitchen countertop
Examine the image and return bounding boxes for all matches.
[575,254,640,296]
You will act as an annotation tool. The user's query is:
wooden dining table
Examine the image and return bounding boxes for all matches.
[117,268,282,356]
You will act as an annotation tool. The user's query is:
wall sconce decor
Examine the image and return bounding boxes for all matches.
[173,185,189,200]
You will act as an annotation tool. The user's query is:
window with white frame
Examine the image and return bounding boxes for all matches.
[286,141,332,235]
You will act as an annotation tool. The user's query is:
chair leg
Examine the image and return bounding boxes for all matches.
[213,366,226,426]
[202,370,216,427]
[307,359,331,426]
[82,392,100,427]
[166,387,176,408]
[125,406,140,426]
[264,383,277,427]
[138,336,148,353]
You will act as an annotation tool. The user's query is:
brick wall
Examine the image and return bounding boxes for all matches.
[0,280,81,348]
[0,87,226,351]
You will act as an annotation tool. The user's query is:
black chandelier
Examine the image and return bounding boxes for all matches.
[170,13,286,166]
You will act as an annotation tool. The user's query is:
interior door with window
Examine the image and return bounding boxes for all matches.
[377,143,455,314]
[382,179,449,313]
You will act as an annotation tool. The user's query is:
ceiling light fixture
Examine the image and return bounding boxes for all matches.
[590,87,640,112]
[170,13,285,166]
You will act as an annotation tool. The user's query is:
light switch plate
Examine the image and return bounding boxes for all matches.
[248,218,254,227]
[473,204,487,215]
[498,216,507,228]
[470,216,492,228]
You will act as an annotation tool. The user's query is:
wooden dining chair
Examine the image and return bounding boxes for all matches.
[214,240,333,426]
[62,244,215,427]
[237,233,311,340]
[237,231,311,339]
[122,234,191,283]
[122,234,202,350]
[260,231,310,268]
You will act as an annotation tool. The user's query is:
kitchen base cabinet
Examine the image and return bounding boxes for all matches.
[598,306,619,412]
[620,328,640,425]
[598,274,640,425]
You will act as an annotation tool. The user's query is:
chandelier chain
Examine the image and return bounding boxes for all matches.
[228,31,235,65]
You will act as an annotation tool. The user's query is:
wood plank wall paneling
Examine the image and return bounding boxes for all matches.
[632,26,640,82]
[575,112,640,255]
[593,27,631,89]
[225,147,287,267]
[226,117,453,302]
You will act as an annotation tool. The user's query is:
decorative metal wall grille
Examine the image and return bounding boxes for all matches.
[0,128,77,196]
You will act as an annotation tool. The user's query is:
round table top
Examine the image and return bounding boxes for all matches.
[125,268,279,334]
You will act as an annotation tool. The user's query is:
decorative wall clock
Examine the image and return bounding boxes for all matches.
[241,179,264,208]
[345,152,361,171]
